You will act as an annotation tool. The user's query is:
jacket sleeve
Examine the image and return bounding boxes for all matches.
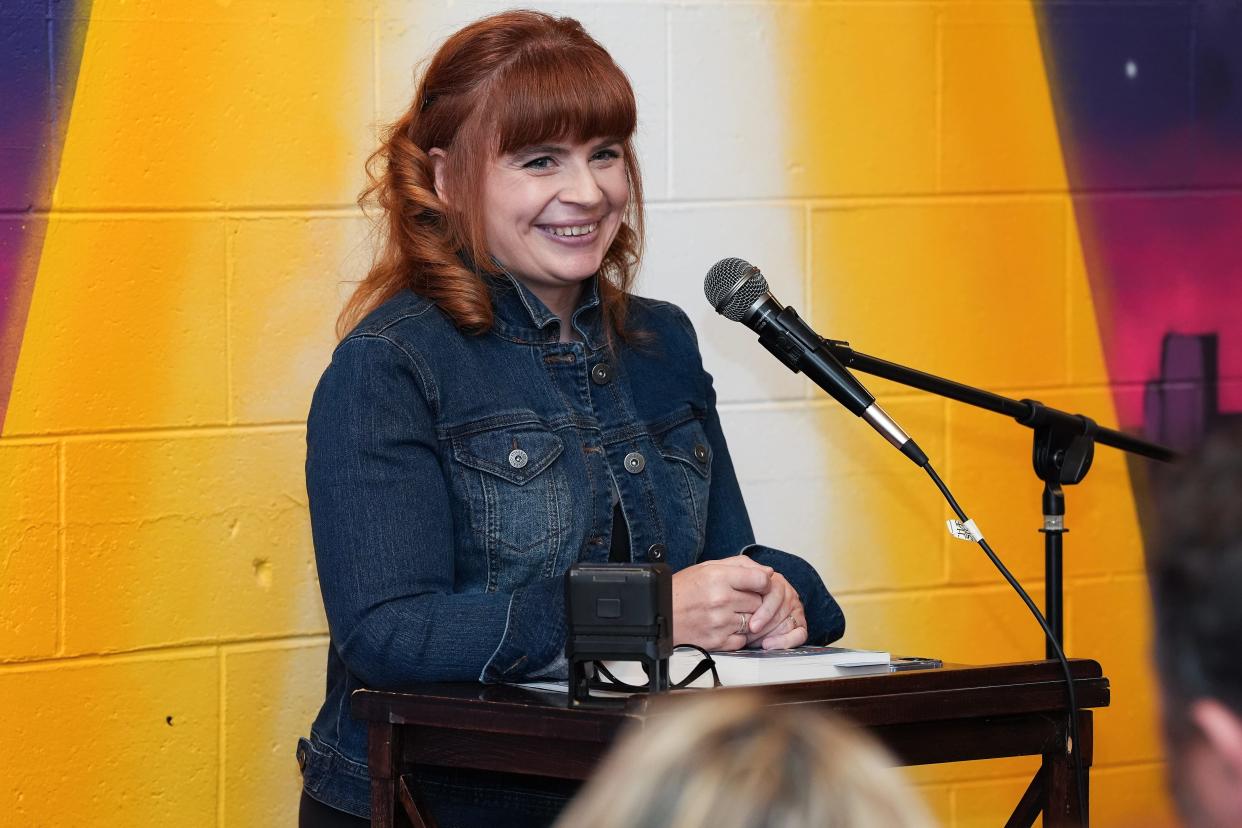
[674,309,846,646]
[306,334,565,688]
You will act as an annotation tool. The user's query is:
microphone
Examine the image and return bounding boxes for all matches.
[704,257,928,468]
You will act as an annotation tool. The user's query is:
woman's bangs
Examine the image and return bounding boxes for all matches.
[493,49,636,153]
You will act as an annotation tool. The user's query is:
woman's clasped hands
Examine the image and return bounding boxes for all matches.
[671,556,808,652]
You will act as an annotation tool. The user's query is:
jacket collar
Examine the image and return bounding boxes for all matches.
[488,269,605,350]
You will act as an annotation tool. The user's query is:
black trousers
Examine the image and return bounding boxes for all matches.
[299,790,369,827]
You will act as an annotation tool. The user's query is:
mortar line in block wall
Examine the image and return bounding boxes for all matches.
[1063,195,1077,384]
[1064,579,1075,656]
[664,4,674,201]
[946,562,1152,592]
[0,634,330,674]
[0,421,309,443]
[716,398,829,415]
[217,644,226,828]
[940,395,951,583]
[829,581,1047,602]
[1091,758,1169,773]
[0,643,224,674]
[645,192,1072,212]
[933,3,944,193]
[218,635,331,655]
[56,440,66,657]
[802,199,815,402]
[12,205,367,219]
[801,200,812,307]
[908,759,1041,789]
[948,772,1049,791]
[225,221,235,426]
[372,4,381,133]
[1059,559,1153,583]
[1063,572,1149,589]
[651,183,1242,205]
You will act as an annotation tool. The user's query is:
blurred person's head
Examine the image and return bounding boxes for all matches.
[1151,425,1242,828]
[554,692,934,828]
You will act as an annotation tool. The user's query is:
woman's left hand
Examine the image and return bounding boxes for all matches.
[743,570,808,650]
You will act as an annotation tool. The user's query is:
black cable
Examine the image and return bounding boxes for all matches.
[922,462,1088,826]
[591,644,721,692]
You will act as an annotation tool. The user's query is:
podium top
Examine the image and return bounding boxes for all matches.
[352,658,1108,731]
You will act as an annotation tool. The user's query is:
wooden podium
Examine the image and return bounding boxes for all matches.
[352,659,1109,828]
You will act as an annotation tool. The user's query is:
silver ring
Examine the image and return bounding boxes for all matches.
[736,613,749,635]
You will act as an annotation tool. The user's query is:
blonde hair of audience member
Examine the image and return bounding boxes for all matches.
[555,692,935,828]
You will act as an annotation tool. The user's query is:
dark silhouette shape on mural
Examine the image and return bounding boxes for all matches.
[1145,332,1239,453]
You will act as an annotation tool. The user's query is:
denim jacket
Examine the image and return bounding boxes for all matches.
[297,273,846,817]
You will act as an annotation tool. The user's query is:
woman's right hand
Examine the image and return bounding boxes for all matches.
[671,558,773,651]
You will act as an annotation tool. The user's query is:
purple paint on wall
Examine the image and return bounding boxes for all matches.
[0,2,52,206]
[0,0,91,425]
[1038,2,1242,449]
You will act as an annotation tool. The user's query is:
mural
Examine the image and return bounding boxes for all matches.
[1037,2,1242,450]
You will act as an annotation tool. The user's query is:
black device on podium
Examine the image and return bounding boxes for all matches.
[565,562,673,708]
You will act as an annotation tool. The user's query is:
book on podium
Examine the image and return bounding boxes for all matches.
[603,646,892,689]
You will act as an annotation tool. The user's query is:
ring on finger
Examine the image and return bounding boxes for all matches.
[736,612,749,636]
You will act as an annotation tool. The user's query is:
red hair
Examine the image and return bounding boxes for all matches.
[339,10,645,340]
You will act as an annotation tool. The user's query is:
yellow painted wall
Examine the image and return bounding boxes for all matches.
[1,1,369,824]
[0,1,1171,825]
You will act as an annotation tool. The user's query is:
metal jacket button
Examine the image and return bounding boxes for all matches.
[648,543,666,561]
[508,449,529,469]
[693,443,709,463]
[623,451,645,473]
[591,363,612,385]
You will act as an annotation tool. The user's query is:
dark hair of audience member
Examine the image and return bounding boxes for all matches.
[1151,425,1242,737]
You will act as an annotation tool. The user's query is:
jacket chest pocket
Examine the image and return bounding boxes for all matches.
[654,417,713,556]
[451,425,571,593]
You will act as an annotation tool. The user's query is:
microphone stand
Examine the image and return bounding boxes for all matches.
[819,338,1177,658]
[823,338,1178,826]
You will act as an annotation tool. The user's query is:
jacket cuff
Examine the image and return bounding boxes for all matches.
[479,576,568,683]
[742,544,845,645]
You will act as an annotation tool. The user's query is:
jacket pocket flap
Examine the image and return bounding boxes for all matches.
[654,418,712,480]
[452,427,564,485]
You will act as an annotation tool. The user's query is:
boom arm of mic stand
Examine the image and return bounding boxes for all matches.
[820,339,1177,464]
[822,335,1176,656]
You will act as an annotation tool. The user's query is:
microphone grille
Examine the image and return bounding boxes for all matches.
[704,257,769,322]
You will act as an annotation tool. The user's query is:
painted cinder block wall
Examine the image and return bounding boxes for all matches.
[5,0,1229,824]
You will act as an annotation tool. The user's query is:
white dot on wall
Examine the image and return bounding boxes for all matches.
[1125,60,1139,80]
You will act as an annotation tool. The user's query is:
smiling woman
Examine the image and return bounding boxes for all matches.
[465,137,630,324]
[337,11,643,340]
[299,10,845,828]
